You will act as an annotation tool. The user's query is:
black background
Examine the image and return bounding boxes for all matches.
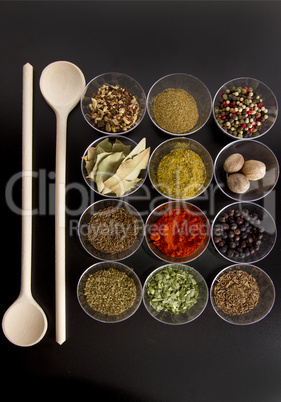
[1,1,281,401]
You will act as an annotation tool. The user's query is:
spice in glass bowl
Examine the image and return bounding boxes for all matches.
[146,266,199,314]
[213,270,260,315]
[157,148,206,199]
[213,208,264,260]
[150,208,206,258]
[89,84,140,133]
[87,206,139,254]
[82,137,150,196]
[84,268,137,315]
[153,88,198,134]
[214,86,268,138]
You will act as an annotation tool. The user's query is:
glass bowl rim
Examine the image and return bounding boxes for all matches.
[213,138,280,202]
[142,262,209,325]
[145,200,210,263]
[80,71,147,135]
[148,136,214,200]
[77,260,143,323]
[78,198,145,261]
[211,201,277,264]
[80,134,148,197]
[210,263,276,325]
[146,72,212,136]
[212,76,278,140]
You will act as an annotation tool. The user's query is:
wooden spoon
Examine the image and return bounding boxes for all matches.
[39,61,85,344]
[2,63,48,347]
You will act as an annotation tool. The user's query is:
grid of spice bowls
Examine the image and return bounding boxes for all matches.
[142,264,208,325]
[214,139,279,202]
[211,202,277,264]
[77,261,142,323]
[80,72,146,135]
[81,135,149,197]
[78,199,144,261]
[212,77,278,140]
[146,73,212,136]
[145,201,210,263]
[148,137,213,200]
[210,264,275,325]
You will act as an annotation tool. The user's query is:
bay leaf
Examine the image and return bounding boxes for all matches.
[95,151,125,193]
[123,137,146,162]
[102,177,141,196]
[102,147,150,196]
[112,139,131,155]
[86,151,113,180]
[84,158,96,175]
[97,137,113,153]
[82,146,97,175]
[87,146,97,161]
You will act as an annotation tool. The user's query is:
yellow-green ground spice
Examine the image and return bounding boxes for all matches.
[153,88,199,133]
[157,148,207,198]
[84,268,137,315]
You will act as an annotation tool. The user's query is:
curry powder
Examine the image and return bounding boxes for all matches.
[157,148,206,199]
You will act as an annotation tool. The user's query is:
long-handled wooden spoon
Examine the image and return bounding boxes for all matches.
[39,61,85,345]
[2,63,48,347]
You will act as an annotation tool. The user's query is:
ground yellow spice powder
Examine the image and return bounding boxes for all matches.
[154,88,199,134]
[157,148,206,199]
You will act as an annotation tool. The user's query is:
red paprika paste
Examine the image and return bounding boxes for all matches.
[150,208,206,258]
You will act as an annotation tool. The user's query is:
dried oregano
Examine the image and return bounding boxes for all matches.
[84,268,137,315]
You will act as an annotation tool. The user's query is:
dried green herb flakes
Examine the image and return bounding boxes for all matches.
[84,268,137,316]
[147,267,199,314]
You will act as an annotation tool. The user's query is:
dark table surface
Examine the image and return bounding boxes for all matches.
[1,1,281,401]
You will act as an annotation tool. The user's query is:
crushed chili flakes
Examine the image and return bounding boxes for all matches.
[150,208,206,258]
[213,270,260,316]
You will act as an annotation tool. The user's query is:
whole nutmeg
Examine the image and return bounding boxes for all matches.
[227,173,250,194]
[223,153,245,173]
[241,160,266,181]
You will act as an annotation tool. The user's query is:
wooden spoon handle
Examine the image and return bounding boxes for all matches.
[21,63,33,294]
[55,113,67,345]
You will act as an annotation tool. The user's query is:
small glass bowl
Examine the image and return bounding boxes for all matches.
[148,137,213,200]
[211,202,277,264]
[210,264,275,325]
[78,199,144,261]
[212,77,278,140]
[77,261,142,323]
[147,73,212,136]
[142,263,208,325]
[81,135,148,197]
[80,72,146,135]
[214,139,279,202]
[145,201,210,263]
